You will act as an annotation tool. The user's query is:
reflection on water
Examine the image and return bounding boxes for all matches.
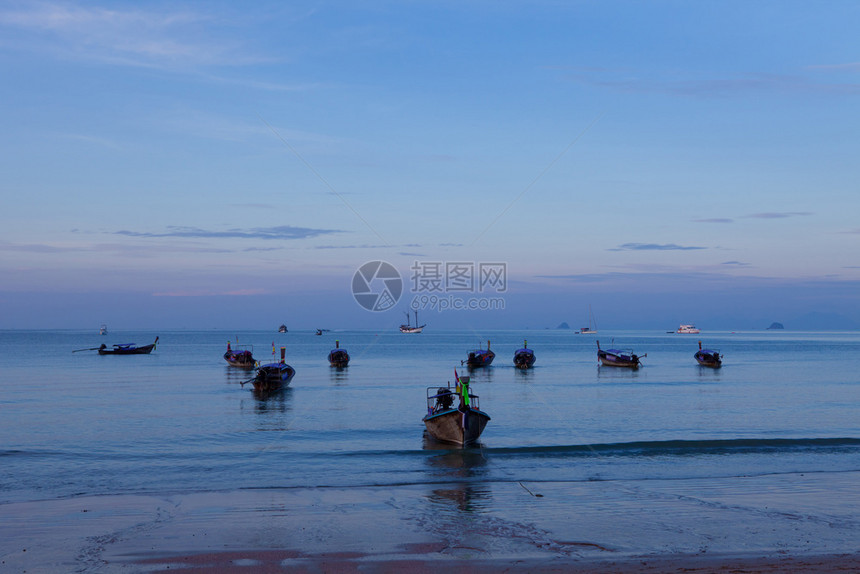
[429,483,492,513]
[329,366,349,385]
[424,445,492,513]
[596,364,642,380]
[465,366,495,384]
[224,365,255,385]
[240,387,293,424]
[514,366,536,381]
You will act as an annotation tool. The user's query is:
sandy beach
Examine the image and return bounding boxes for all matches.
[4,472,860,573]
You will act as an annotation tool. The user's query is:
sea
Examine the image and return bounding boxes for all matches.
[2,328,860,565]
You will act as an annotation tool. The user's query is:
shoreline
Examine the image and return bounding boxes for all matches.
[4,473,860,573]
[129,550,860,573]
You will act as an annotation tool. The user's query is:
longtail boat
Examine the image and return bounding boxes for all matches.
[463,340,495,368]
[694,340,722,368]
[224,341,256,369]
[513,339,536,370]
[328,340,350,368]
[423,371,490,446]
[244,346,295,393]
[597,340,644,368]
[96,337,159,355]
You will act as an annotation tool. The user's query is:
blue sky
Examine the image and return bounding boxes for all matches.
[1,0,859,330]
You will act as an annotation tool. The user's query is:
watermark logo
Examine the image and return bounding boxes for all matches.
[352,260,506,313]
[351,260,403,311]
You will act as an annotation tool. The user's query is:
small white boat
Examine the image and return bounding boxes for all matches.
[676,324,701,334]
[99,324,107,335]
[576,305,598,334]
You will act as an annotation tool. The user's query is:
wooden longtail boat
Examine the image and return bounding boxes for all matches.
[328,340,350,367]
[224,341,256,369]
[97,337,159,355]
[463,340,495,368]
[695,340,722,368]
[513,339,536,369]
[423,372,490,446]
[596,340,644,368]
[244,346,295,393]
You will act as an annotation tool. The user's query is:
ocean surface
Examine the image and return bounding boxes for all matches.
[2,328,860,564]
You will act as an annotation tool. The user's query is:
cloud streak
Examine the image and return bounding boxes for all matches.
[114,225,341,240]
[742,212,813,219]
[608,243,706,251]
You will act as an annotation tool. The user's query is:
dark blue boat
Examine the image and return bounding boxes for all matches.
[328,340,350,368]
[695,341,722,368]
[597,340,644,368]
[463,340,495,368]
[513,339,536,369]
[97,337,159,355]
[246,346,295,393]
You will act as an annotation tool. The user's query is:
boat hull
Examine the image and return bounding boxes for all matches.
[252,364,295,393]
[328,349,350,368]
[224,351,255,368]
[695,351,722,368]
[513,350,536,369]
[598,350,640,368]
[399,326,424,333]
[98,337,158,355]
[466,351,495,368]
[423,408,490,446]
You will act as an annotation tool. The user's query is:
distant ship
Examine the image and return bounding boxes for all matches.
[576,306,598,334]
[676,324,701,334]
[399,310,426,333]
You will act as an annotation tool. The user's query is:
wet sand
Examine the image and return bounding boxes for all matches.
[3,472,860,573]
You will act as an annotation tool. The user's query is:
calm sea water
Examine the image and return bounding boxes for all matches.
[2,328,859,505]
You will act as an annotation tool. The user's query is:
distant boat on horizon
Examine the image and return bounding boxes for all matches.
[278,324,287,333]
[576,306,598,334]
[400,310,426,333]
[99,324,107,335]
[676,324,701,334]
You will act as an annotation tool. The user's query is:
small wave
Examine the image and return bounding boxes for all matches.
[482,437,860,457]
[332,437,860,459]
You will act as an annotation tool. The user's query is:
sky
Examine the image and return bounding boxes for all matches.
[1,0,859,331]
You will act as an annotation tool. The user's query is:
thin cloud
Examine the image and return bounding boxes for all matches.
[722,261,751,267]
[313,244,389,250]
[693,218,734,223]
[0,2,261,69]
[153,288,268,297]
[114,225,341,240]
[743,212,813,219]
[608,243,706,251]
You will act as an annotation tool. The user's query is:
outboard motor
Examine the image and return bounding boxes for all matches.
[435,388,454,410]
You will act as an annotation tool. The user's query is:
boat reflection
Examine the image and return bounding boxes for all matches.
[329,366,349,385]
[423,444,491,513]
[241,386,294,415]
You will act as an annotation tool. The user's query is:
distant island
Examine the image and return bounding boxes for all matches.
[557,322,570,330]
[767,322,785,330]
